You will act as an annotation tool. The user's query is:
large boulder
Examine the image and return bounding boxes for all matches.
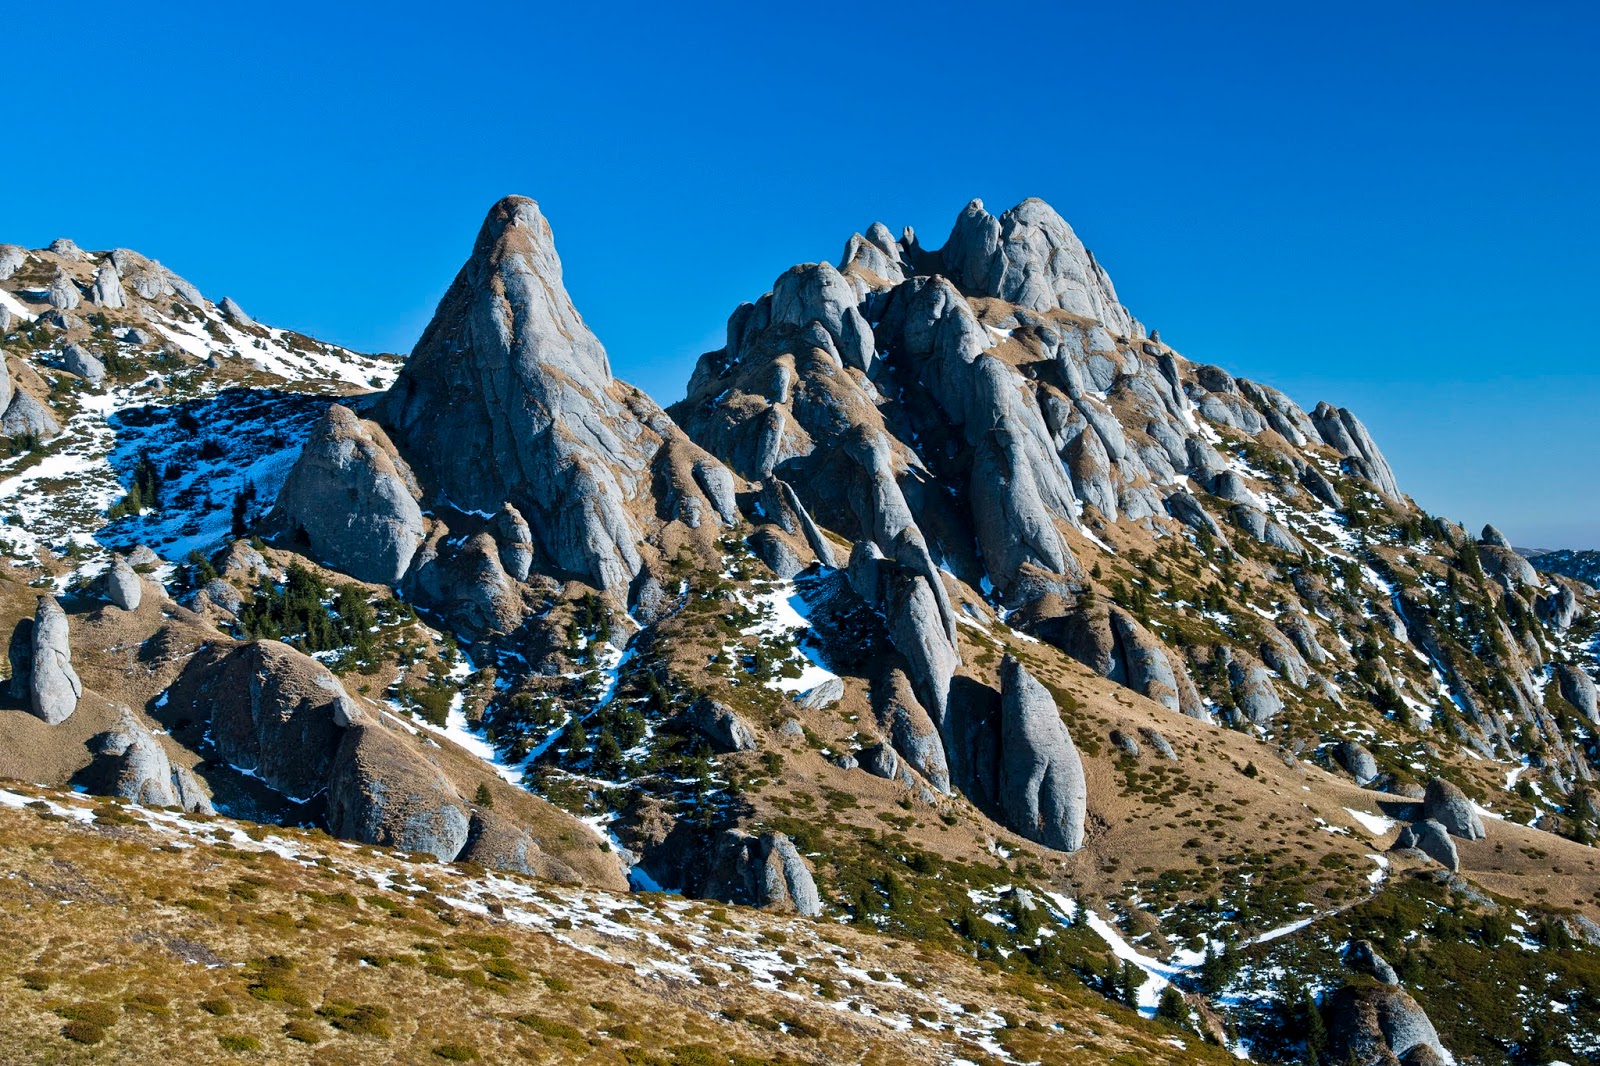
[103,555,143,610]
[705,830,822,916]
[91,710,213,813]
[1394,820,1460,871]
[870,667,951,793]
[686,697,758,753]
[91,262,126,308]
[172,641,357,801]
[1556,664,1599,722]
[28,597,81,725]
[271,404,425,585]
[1336,740,1380,786]
[997,655,1086,852]
[1326,983,1449,1066]
[326,723,472,862]
[1422,778,1486,840]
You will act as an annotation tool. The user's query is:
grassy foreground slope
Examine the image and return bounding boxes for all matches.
[0,786,1225,1066]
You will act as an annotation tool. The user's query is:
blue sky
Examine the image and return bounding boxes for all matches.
[5,2,1597,546]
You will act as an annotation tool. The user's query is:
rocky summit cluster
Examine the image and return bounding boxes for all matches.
[1,194,1598,1065]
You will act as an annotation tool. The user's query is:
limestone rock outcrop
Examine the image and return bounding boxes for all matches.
[103,555,143,610]
[686,697,758,753]
[996,655,1086,852]
[28,597,81,725]
[705,830,823,916]
[1422,777,1486,840]
[374,197,733,602]
[92,710,213,813]
[271,404,425,585]
[1326,983,1449,1066]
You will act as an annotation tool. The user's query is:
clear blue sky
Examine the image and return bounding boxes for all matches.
[5,2,1596,546]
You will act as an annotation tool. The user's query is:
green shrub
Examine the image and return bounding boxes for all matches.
[218,1033,261,1052]
[200,997,234,1016]
[284,1019,325,1043]
[433,1044,479,1061]
[317,1000,393,1038]
[61,1020,105,1044]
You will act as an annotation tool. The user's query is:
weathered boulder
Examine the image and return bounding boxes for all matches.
[0,244,23,279]
[103,555,143,610]
[871,667,951,793]
[326,722,472,862]
[491,503,535,582]
[271,404,425,585]
[177,641,352,801]
[1347,939,1400,986]
[60,343,107,386]
[1110,729,1142,758]
[1029,601,1206,720]
[91,262,126,308]
[686,697,758,753]
[857,742,909,784]
[1139,727,1178,761]
[997,656,1086,852]
[406,529,526,639]
[219,296,256,327]
[1229,656,1284,724]
[1556,664,1598,722]
[92,710,213,813]
[48,239,85,261]
[47,269,81,310]
[29,597,81,725]
[1336,740,1380,786]
[797,676,844,710]
[1422,778,1485,840]
[1540,584,1578,630]
[1394,820,1460,871]
[705,830,822,916]
[1326,982,1449,1066]
[770,261,875,372]
[1479,524,1511,549]
[2,389,62,439]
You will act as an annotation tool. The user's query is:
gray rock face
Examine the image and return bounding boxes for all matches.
[326,723,472,862]
[47,269,81,310]
[93,710,213,813]
[1348,939,1401,986]
[857,742,908,784]
[376,197,727,598]
[1556,663,1599,722]
[199,578,244,617]
[61,343,107,386]
[1540,584,1578,630]
[770,261,875,372]
[1422,777,1486,840]
[198,642,352,801]
[492,503,535,582]
[1110,729,1142,758]
[1229,658,1284,724]
[1312,402,1401,500]
[219,296,256,327]
[49,239,84,261]
[941,198,1137,336]
[1139,727,1178,761]
[0,244,23,280]
[103,555,143,610]
[406,530,526,639]
[686,698,758,753]
[28,596,81,725]
[1336,740,1380,785]
[1478,543,1540,591]
[798,676,844,710]
[871,668,951,793]
[1395,820,1460,870]
[2,382,62,440]
[997,655,1087,852]
[1480,523,1511,548]
[1327,983,1449,1066]
[1030,601,1207,721]
[272,404,425,585]
[0,357,12,414]
[706,829,822,916]
[91,262,126,308]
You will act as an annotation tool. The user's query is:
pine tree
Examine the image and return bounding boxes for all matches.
[474,783,494,809]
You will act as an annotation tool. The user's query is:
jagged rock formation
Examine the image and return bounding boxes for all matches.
[1394,820,1461,871]
[270,404,425,585]
[28,597,80,725]
[1556,663,1598,721]
[373,196,733,605]
[996,656,1086,852]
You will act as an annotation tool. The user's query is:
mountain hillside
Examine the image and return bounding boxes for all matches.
[1,199,1597,1065]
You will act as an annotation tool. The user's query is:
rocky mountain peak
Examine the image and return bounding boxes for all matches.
[366,195,734,601]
